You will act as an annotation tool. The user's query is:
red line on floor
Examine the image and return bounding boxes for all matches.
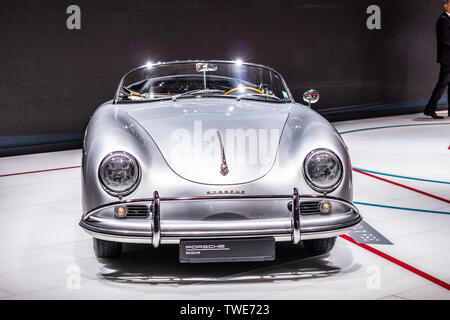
[340,234,450,290]
[0,165,81,177]
[353,168,450,204]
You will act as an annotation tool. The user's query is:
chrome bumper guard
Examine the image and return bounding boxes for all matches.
[152,191,161,248]
[80,188,361,246]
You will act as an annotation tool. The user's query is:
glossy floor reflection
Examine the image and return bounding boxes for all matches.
[99,243,345,285]
[0,110,449,299]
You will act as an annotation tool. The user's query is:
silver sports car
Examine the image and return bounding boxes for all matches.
[79,60,361,262]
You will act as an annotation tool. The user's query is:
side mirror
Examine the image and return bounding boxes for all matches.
[303,89,319,107]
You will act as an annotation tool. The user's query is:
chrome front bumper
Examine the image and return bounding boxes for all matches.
[80,188,362,246]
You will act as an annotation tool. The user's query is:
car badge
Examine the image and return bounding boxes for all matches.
[217,130,229,176]
[220,163,229,176]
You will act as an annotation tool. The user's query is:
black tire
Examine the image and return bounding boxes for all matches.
[303,237,336,254]
[93,238,122,258]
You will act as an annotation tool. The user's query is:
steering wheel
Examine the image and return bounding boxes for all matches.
[224,86,264,96]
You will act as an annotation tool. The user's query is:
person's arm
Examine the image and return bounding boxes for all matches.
[438,17,450,47]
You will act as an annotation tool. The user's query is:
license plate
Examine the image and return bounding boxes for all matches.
[179,237,275,263]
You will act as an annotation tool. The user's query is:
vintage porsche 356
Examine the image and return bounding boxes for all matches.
[79,60,361,262]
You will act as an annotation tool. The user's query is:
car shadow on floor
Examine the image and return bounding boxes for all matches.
[97,242,359,285]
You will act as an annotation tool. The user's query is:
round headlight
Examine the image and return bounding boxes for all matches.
[304,149,343,192]
[99,151,140,196]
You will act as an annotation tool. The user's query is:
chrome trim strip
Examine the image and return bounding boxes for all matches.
[217,130,229,176]
[83,229,153,244]
[152,191,161,248]
[302,214,362,233]
[81,221,360,245]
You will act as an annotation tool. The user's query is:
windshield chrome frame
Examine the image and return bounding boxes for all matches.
[113,60,294,104]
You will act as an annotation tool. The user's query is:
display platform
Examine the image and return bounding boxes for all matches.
[0,110,448,299]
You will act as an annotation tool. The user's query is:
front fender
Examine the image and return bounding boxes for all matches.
[82,104,158,213]
[275,104,353,202]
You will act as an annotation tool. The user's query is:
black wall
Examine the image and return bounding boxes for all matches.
[0,0,445,154]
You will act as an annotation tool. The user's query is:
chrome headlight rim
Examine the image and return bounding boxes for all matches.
[98,151,141,197]
[303,148,343,193]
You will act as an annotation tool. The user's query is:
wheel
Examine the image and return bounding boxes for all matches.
[303,237,336,254]
[93,238,122,258]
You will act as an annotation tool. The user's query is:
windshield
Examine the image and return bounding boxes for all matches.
[116,61,292,103]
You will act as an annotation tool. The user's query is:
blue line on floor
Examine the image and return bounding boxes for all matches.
[354,201,450,215]
[352,167,450,185]
[338,122,450,135]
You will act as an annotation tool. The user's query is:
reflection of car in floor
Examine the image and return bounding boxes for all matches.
[79,60,362,262]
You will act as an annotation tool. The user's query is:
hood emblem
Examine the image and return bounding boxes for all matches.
[220,163,229,176]
[217,130,229,176]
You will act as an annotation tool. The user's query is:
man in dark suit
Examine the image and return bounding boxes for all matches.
[424,0,450,119]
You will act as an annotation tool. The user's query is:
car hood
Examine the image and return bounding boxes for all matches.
[127,98,290,185]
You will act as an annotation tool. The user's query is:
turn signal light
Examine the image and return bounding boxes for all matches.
[115,206,127,218]
[319,200,332,214]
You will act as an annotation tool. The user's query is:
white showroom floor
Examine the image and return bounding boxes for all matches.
[0,110,449,299]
